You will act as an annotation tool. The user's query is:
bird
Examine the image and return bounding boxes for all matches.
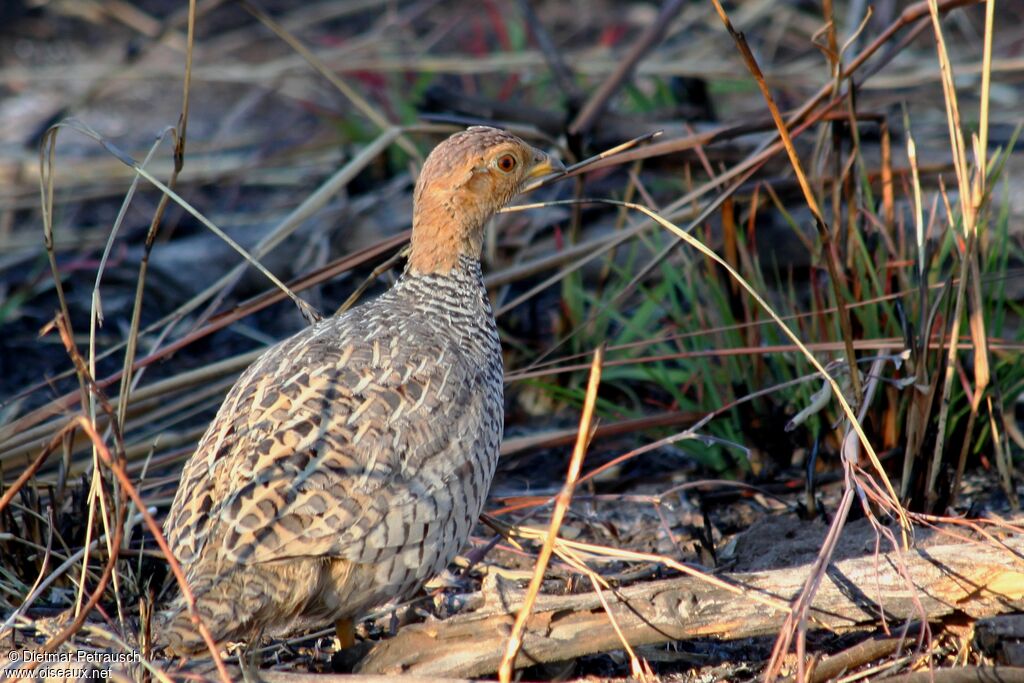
[158,126,563,657]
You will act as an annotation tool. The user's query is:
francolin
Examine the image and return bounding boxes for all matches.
[160,127,563,655]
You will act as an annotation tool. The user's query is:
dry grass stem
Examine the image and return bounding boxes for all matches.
[498,346,603,682]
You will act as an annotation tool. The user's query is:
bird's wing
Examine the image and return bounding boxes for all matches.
[165,304,500,569]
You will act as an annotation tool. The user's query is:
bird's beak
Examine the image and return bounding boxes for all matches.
[526,152,566,179]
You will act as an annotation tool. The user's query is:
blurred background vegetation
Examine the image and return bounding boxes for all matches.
[0,0,1021,678]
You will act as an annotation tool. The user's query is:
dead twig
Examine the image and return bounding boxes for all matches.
[514,0,580,102]
[707,0,864,420]
[497,345,603,682]
[568,0,686,136]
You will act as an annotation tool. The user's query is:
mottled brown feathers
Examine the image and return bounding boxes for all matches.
[159,127,560,654]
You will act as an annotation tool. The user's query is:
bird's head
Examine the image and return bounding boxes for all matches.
[408,126,563,275]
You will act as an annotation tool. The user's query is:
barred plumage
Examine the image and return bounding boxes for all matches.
[159,127,562,654]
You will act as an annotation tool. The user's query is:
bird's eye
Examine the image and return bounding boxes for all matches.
[495,154,517,173]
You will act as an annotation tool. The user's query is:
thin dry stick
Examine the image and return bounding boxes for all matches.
[7,321,131,673]
[708,0,863,413]
[585,573,652,680]
[30,225,131,630]
[335,246,410,315]
[515,0,580,101]
[987,392,1017,508]
[41,313,231,682]
[72,415,230,683]
[925,0,989,507]
[129,163,320,322]
[497,345,604,683]
[765,357,891,682]
[0,426,70,513]
[978,0,995,162]
[568,0,685,135]
[88,133,168,410]
[117,0,197,431]
[523,130,661,192]
[84,140,169,628]
[498,527,792,615]
[38,130,85,419]
[952,0,1001,506]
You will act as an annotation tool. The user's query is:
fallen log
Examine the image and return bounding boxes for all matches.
[358,534,1024,677]
[876,666,1024,683]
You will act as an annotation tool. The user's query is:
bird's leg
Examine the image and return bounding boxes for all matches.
[234,637,263,683]
[335,618,355,649]
[239,645,260,683]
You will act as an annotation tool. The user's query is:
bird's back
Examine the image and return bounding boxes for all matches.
[161,258,503,651]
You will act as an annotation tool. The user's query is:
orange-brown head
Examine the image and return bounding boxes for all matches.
[408,126,563,275]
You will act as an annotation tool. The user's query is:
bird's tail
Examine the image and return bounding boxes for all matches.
[157,601,211,656]
[156,572,261,655]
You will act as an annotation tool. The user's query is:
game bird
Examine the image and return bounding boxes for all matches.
[159,126,563,658]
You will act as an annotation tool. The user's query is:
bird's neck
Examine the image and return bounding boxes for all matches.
[407,192,489,275]
[396,255,488,315]
[403,252,482,283]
